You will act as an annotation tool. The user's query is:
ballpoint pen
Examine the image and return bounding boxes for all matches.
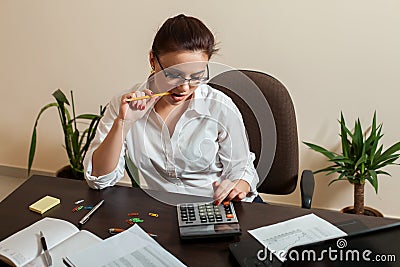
[39,231,52,267]
[79,200,104,225]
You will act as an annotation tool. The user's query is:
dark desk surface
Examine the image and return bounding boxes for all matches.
[0,175,397,267]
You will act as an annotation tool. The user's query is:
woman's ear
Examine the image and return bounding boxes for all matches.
[149,51,155,69]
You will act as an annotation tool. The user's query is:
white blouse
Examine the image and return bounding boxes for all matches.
[83,84,259,201]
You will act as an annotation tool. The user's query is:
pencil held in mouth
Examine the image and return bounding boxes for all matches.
[126,91,171,102]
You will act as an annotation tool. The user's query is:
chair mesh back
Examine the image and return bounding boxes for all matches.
[208,70,298,195]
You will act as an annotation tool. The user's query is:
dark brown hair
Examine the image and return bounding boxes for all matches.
[151,14,218,59]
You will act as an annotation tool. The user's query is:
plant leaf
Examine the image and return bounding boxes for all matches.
[355,154,368,169]
[28,128,37,175]
[303,142,337,160]
[340,112,350,158]
[377,142,400,163]
[376,170,391,176]
[367,170,378,193]
[75,114,101,120]
[374,155,400,170]
[368,124,383,165]
[52,89,70,105]
[27,102,59,175]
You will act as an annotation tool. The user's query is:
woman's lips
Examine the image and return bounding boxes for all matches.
[171,93,187,102]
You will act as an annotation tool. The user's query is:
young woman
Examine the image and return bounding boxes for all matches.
[83,14,261,204]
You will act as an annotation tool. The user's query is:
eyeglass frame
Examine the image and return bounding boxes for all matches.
[153,53,209,86]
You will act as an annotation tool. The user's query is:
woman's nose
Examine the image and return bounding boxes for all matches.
[177,81,190,91]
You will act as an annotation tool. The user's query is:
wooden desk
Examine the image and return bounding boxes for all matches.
[0,175,397,267]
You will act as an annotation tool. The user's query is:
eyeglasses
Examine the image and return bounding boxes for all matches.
[154,54,209,87]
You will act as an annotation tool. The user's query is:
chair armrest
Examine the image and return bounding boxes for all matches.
[300,170,315,209]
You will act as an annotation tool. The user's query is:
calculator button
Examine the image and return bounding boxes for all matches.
[178,202,238,227]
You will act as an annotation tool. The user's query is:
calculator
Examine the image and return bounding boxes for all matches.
[177,201,241,239]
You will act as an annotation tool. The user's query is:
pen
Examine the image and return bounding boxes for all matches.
[79,200,104,225]
[39,231,52,267]
[126,91,171,102]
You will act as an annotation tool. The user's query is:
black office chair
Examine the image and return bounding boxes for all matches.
[208,70,314,209]
[125,154,140,188]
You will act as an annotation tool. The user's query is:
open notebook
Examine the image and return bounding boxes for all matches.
[0,217,101,267]
[0,217,186,267]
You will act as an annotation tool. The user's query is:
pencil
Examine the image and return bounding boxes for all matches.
[109,228,125,234]
[126,91,171,102]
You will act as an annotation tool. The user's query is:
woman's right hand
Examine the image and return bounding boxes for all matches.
[118,89,158,122]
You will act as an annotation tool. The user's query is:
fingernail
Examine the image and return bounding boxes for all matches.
[150,91,154,95]
[141,106,145,110]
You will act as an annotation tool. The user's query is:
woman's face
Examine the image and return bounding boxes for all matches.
[150,50,209,106]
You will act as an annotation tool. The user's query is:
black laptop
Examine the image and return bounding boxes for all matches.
[229,220,400,267]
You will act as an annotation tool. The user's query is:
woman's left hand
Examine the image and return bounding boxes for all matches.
[212,179,250,205]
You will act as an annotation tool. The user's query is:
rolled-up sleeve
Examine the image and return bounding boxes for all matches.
[83,95,126,189]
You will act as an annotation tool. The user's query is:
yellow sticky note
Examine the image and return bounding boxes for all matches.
[29,195,61,214]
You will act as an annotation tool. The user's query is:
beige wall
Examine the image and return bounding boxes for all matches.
[1,1,399,218]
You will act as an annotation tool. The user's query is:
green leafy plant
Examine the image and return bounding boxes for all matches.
[28,89,106,179]
[303,112,400,215]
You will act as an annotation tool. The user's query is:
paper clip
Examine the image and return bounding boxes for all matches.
[128,218,144,223]
[148,212,159,218]
[74,199,84,205]
[125,219,134,225]
[72,205,84,212]
[128,212,139,216]
[148,233,158,238]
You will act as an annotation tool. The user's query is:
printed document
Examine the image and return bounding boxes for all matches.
[64,224,186,267]
[248,213,347,262]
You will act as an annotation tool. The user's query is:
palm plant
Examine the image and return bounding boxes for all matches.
[28,89,106,179]
[303,112,400,215]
